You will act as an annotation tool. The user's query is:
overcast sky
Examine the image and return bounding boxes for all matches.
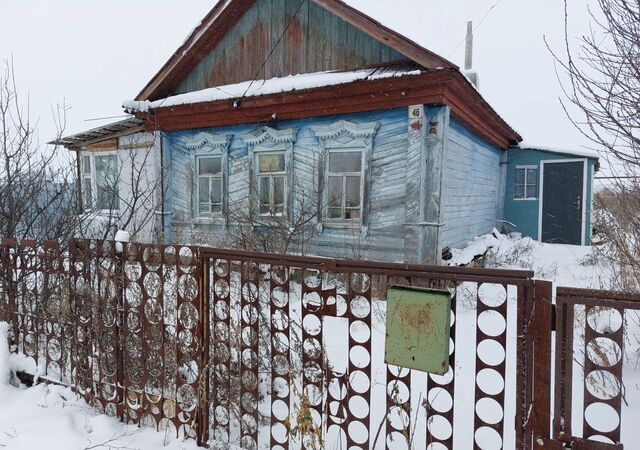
[0,1,598,166]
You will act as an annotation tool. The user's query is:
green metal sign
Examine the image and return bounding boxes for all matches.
[384,285,452,374]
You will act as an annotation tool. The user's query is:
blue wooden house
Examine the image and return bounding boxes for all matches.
[58,0,597,263]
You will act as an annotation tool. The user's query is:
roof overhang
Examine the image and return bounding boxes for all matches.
[131,69,521,149]
[50,118,145,150]
[134,0,457,102]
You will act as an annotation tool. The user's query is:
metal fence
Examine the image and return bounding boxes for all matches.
[3,238,629,449]
[552,288,639,448]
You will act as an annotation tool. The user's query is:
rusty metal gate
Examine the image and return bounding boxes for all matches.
[198,247,549,450]
[537,287,638,450]
[4,238,634,449]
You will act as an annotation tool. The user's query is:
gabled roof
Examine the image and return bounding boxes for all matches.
[135,0,457,102]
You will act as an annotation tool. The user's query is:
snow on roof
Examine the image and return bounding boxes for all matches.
[124,66,423,113]
[517,143,600,159]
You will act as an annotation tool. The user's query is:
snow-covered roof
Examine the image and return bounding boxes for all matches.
[124,66,423,113]
[517,143,600,159]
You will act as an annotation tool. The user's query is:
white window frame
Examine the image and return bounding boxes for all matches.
[80,151,121,213]
[242,126,297,220]
[514,165,539,201]
[325,148,365,222]
[195,155,224,217]
[311,120,379,231]
[183,132,231,221]
[255,151,287,217]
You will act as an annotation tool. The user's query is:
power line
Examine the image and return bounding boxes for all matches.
[441,0,488,52]
[240,0,308,100]
[446,0,505,59]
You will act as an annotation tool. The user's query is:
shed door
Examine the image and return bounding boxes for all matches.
[541,161,585,245]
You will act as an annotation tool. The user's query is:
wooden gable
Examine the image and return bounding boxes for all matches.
[136,0,455,101]
[174,0,407,95]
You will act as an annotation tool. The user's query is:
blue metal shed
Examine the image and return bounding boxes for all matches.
[503,146,599,245]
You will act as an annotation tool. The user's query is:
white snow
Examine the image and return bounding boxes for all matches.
[449,230,613,289]
[115,229,131,253]
[0,322,202,450]
[0,322,9,386]
[517,142,600,159]
[124,67,423,112]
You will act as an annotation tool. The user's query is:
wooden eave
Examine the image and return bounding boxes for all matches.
[133,69,521,149]
[134,0,457,102]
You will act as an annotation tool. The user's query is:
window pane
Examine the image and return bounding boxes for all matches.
[273,177,285,206]
[97,186,119,210]
[96,155,118,187]
[345,176,361,208]
[82,156,91,175]
[258,154,285,173]
[328,176,343,208]
[198,157,221,175]
[198,178,209,204]
[83,178,92,208]
[329,152,361,173]
[327,207,342,219]
[526,183,537,199]
[345,208,361,220]
[211,179,222,204]
[259,177,270,206]
[514,184,525,199]
[515,168,525,185]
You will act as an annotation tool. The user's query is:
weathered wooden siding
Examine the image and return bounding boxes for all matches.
[440,120,504,250]
[175,0,407,94]
[163,108,413,262]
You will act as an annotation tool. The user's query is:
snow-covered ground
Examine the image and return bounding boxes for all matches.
[448,229,614,290]
[0,324,200,450]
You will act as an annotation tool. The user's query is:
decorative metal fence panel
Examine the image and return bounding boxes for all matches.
[0,239,206,442]
[198,248,539,450]
[553,288,640,447]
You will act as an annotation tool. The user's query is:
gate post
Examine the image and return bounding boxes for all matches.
[531,280,553,445]
[196,252,210,446]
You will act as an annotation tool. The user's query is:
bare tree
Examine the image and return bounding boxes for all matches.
[0,60,81,241]
[549,0,640,291]
[223,173,323,255]
[74,131,163,243]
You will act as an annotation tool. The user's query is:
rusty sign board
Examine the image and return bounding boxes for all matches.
[385,285,451,374]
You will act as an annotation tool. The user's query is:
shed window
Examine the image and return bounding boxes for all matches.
[327,150,363,220]
[81,153,120,211]
[515,167,538,199]
[197,156,223,215]
[257,153,286,216]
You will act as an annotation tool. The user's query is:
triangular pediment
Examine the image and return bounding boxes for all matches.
[136,0,455,101]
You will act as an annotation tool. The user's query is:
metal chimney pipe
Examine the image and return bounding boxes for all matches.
[465,21,473,70]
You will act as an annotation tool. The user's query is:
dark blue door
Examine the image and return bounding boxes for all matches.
[541,161,584,245]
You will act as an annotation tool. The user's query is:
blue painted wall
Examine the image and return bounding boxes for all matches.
[162,108,418,261]
[440,120,505,250]
[503,148,597,244]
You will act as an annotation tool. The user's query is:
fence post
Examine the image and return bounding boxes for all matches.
[114,248,125,411]
[531,280,553,445]
[196,252,210,446]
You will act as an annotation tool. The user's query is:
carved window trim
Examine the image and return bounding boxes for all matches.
[311,120,380,231]
[183,132,231,221]
[242,127,297,221]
